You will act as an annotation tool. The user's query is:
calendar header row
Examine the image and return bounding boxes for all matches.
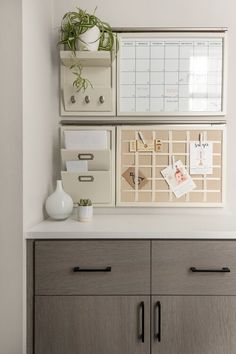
[122,39,223,47]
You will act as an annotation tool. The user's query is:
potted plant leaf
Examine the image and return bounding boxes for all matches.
[58,7,116,52]
[58,7,117,92]
[77,199,93,222]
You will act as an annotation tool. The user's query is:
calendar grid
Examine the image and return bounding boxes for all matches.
[119,37,223,114]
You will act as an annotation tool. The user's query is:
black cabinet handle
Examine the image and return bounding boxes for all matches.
[155,301,161,342]
[140,301,145,343]
[190,267,230,273]
[73,266,112,272]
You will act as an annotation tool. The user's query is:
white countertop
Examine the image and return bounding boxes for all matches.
[26,213,236,239]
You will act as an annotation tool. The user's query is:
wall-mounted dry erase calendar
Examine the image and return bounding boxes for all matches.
[117,32,227,116]
[116,125,226,207]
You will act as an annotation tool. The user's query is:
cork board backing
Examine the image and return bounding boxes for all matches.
[117,125,225,207]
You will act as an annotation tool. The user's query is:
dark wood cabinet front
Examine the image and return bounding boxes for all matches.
[27,239,236,354]
[35,240,150,295]
[35,296,150,354]
[152,241,236,295]
[151,296,236,354]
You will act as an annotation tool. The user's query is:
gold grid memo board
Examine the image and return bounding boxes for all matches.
[116,125,226,207]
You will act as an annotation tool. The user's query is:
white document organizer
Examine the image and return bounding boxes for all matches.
[117,32,227,117]
[116,125,226,207]
[60,126,115,206]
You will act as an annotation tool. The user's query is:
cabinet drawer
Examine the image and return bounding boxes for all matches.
[35,241,150,295]
[152,241,236,295]
[61,149,111,171]
[61,171,111,204]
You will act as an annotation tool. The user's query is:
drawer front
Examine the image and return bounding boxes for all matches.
[61,171,111,204]
[35,241,150,295]
[152,241,236,295]
[61,149,111,171]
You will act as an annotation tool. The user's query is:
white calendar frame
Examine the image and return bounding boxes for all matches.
[117,31,227,118]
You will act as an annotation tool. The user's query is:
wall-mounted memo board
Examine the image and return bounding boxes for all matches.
[117,32,227,117]
[116,125,226,207]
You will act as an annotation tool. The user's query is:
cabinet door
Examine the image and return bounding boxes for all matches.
[35,296,150,354]
[152,296,236,354]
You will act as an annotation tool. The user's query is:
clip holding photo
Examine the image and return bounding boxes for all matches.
[199,133,203,146]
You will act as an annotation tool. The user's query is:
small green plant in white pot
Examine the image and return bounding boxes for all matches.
[58,7,117,92]
[77,199,93,222]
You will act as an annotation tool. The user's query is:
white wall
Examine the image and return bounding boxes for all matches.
[0,0,23,353]
[53,0,236,216]
[23,0,58,230]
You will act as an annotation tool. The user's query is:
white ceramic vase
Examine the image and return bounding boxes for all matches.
[78,205,93,222]
[45,180,73,220]
[77,26,100,51]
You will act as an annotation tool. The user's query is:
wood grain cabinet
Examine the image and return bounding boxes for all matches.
[34,240,150,295]
[27,240,236,354]
[35,296,150,354]
[151,296,236,354]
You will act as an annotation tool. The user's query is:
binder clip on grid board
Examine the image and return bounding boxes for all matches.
[129,131,162,152]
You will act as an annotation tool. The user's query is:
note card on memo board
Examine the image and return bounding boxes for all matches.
[117,32,226,116]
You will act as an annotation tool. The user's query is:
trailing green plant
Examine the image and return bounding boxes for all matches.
[58,7,118,92]
[58,7,116,52]
[78,199,92,207]
[70,64,93,92]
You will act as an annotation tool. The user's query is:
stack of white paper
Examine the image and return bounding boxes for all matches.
[64,131,108,150]
[66,161,88,172]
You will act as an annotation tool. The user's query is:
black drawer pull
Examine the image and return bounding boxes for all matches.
[78,153,94,160]
[78,175,94,182]
[139,301,145,343]
[73,266,112,272]
[155,301,161,342]
[190,267,230,273]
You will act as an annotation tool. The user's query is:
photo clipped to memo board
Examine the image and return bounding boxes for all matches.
[117,32,226,116]
[116,125,226,207]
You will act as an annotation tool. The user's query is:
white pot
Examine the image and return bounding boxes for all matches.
[78,205,93,222]
[45,180,73,220]
[77,26,100,51]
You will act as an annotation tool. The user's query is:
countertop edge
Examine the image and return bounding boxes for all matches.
[26,231,236,240]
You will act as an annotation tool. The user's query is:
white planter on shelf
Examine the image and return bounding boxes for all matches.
[45,180,73,220]
[78,205,93,222]
[77,26,100,51]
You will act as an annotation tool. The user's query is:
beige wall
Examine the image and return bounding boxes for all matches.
[0,0,23,353]
[53,0,236,215]
[23,0,57,230]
